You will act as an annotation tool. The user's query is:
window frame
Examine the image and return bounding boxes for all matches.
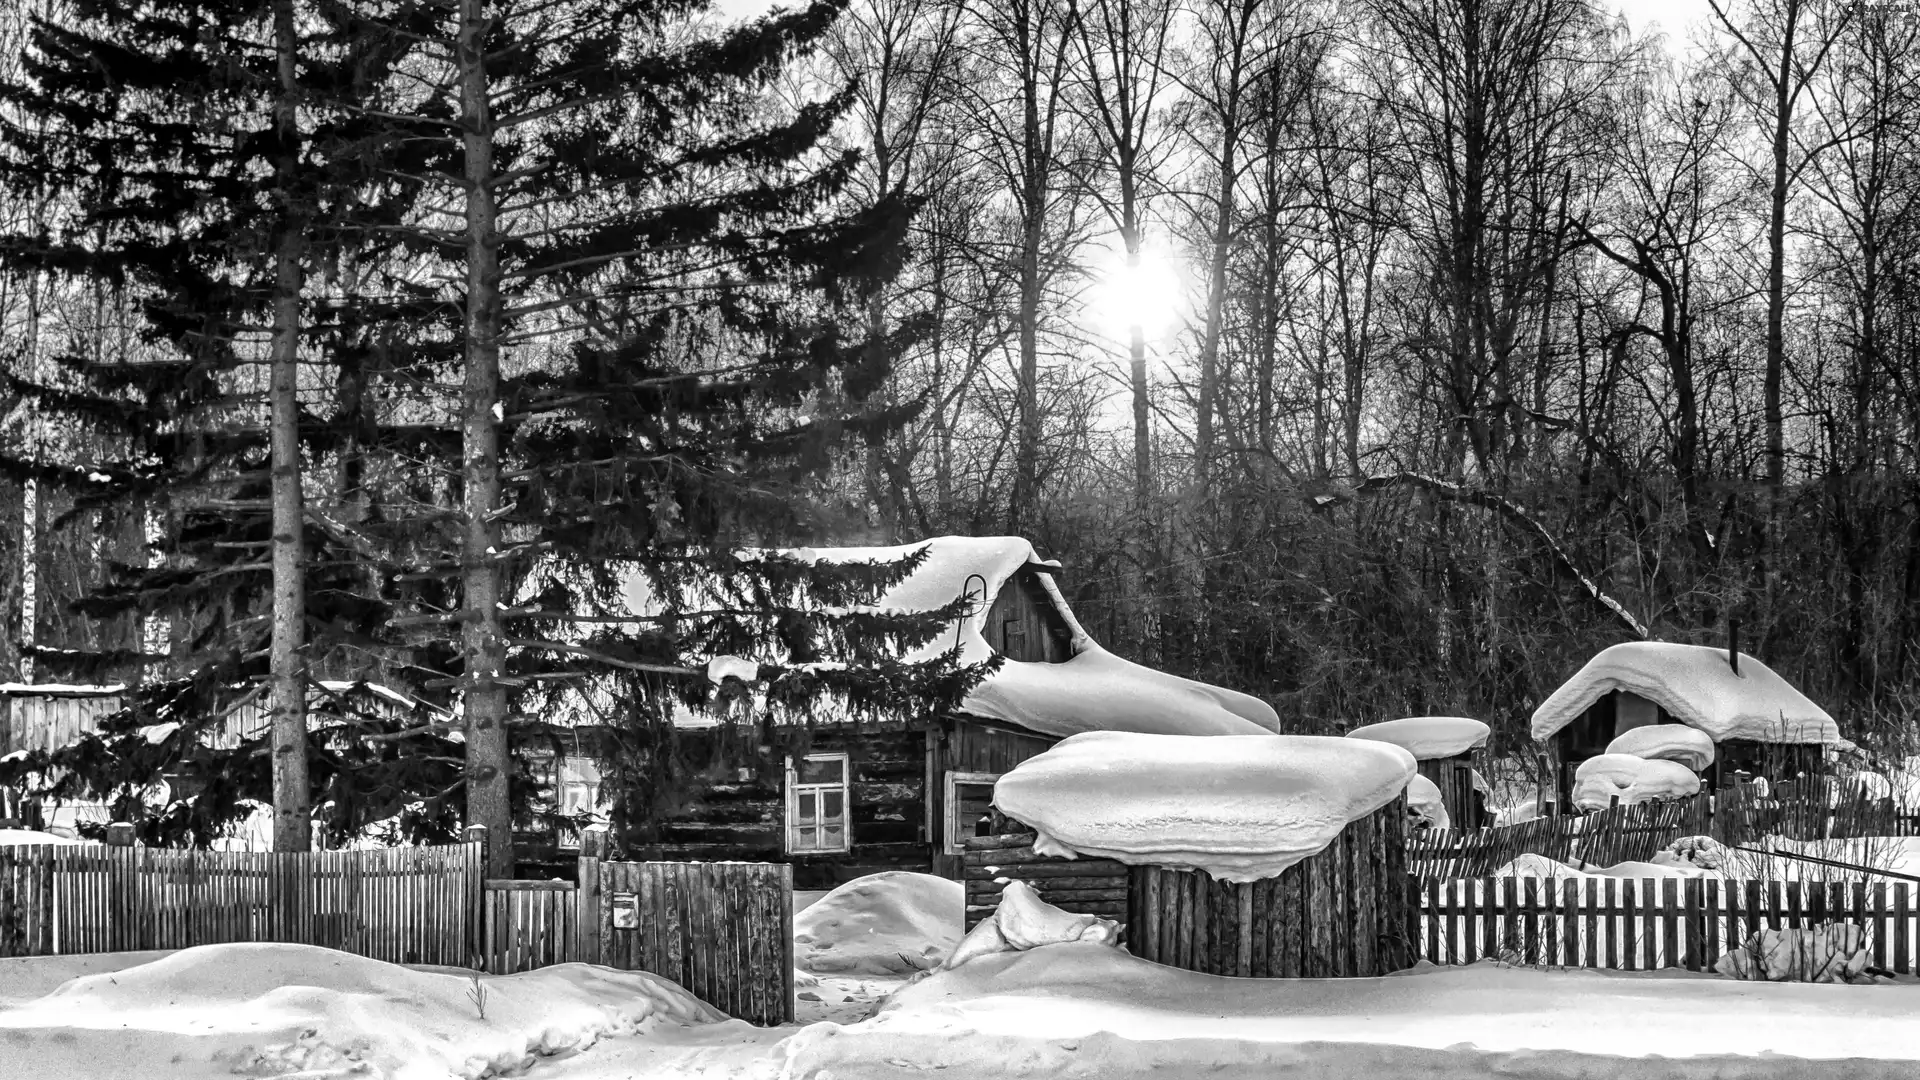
[943,771,1002,855]
[785,752,852,855]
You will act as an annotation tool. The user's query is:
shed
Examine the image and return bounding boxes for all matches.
[532,537,1281,888]
[1345,716,1490,829]
[991,731,1419,978]
[1530,642,1844,806]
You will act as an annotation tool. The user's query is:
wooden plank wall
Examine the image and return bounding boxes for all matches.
[640,726,930,889]
[1125,800,1413,978]
[589,860,793,1026]
[1417,755,1480,830]
[1417,876,1920,975]
[0,842,482,963]
[960,833,1129,931]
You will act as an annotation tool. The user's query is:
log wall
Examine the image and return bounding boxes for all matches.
[960,833,1129,931]
[1125,798,1414,978]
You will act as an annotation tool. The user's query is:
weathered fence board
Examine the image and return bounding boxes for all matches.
[0,842,482,963]
[586,859,792,1027]
[1126,801,1414,979]
[1416,876,1919,974]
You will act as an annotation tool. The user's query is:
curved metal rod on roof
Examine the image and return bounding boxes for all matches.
[957,573,988,655]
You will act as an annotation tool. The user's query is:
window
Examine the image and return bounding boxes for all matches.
[556,756,602,819]
[787,753,850,854]
[944,772,1000,854]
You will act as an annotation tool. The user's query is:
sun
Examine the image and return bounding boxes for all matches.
[1082,241,1188,349]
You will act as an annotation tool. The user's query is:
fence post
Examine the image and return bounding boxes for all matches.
[104,822,136,952]
[577,829,606,965]
[464,825,490,970]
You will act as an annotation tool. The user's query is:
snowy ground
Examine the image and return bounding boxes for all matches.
[0,943,720,1080]
[11,864,1920,1079]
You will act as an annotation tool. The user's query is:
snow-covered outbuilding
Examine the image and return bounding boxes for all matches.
[1,680,451,839]
[990,731,1419,978]
[554,536,1280,888]
[1530,642,1844,807]
[1345,716,1490,829]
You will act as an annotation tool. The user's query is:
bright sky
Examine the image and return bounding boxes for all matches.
[1613,0,1719,42]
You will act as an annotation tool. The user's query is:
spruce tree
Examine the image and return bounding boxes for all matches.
[358,0,990,870]
[0,0,466,846]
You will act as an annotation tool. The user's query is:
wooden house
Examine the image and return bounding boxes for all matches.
[1,679,448,841]
[1344,717,1491,830]
[529,537,1281,889]
[1529,642,1846,809]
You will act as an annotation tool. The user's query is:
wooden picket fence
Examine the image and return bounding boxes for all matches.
[0,842,483,964]
[591,861,793,1026]
[1416,875,1920,974]
[1715,779,1920,843]
[3,842,794,1026]
[1406,797,1709,878]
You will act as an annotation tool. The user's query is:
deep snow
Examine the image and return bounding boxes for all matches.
[0,943,720,1080]
[792,871,961,976]
[994,730,1416,881]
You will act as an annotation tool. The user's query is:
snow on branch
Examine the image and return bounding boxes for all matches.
[1350,471,1651,640]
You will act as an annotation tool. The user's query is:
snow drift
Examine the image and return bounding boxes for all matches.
[614,535,1282,739]
[1716,924,1877,983]
[1605,724,1715,770]
[1571,753,1700,810]
[779,941,1920,1080]
[794,871,962,976]
[1531,642,1840,745]
[939,880,1122,972]
[0,943,721,1080]
[994,731,1417,882]
[1406,774,1450,831]
[1346,716,1489,760]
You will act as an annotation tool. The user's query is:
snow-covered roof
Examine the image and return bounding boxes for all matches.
[1605,725,1715,771]
[1406,774,1450,830]
[1570,753,1701,810]
[1530,642,1840,746]
[993,731,1416,882]
[0,683,126,696]
[1345,716,1488,760]
[616,536,1280,739]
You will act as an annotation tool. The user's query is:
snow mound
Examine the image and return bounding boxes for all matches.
[1660,835,1730,871]
[1586,859,1710,879]
[970,644,1280,738]
[1407,774,1450,831]
[1531,642,1840,745]
[940,879,1122,972]
[1717,924,1876,983]
[0,828,88,846]
[779,940,1920,1078]
[995,731,1417,883]
[0,942,721,1080]
[1346,716,1489,760]
[1490,853,1597,879]
[1571,753,1700,810]
[1605,724,1715,770]
[793,871,962,976]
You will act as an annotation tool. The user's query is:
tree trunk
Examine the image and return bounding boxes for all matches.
[1008,51,1045,535]
[459,0,514,879]
[269,0,310,853]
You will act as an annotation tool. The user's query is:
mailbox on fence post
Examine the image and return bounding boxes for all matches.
[610,892,638,930]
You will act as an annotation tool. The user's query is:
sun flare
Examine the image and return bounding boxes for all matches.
[1084,243,1187,348]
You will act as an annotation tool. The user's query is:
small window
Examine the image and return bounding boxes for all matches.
[556,756,602,818]
[944,771,1000,855]
[787,753,851,854]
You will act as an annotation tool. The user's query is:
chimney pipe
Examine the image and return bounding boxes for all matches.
[1728,618,1741,676]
